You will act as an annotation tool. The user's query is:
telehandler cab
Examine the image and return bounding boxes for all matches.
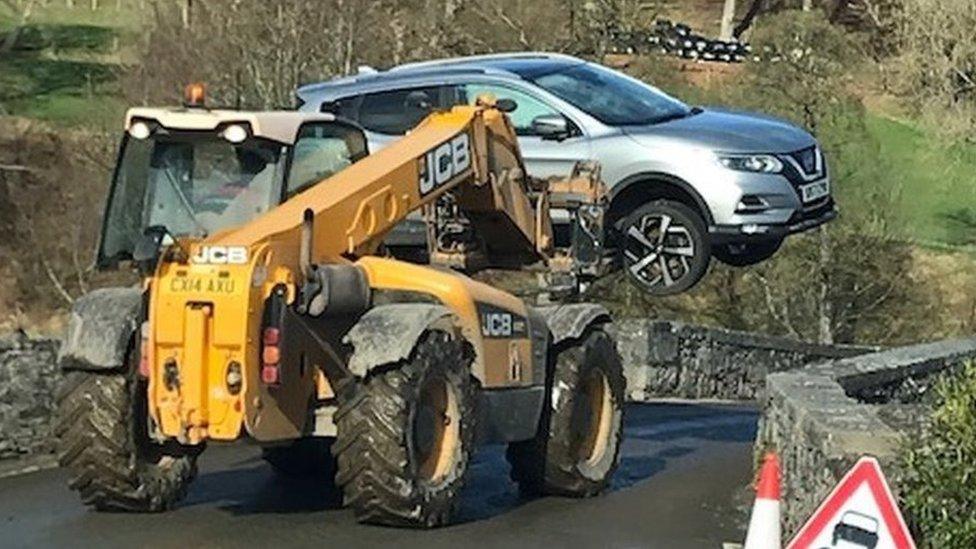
[56,86,624,527]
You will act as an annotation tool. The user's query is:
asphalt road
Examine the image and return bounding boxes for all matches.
[0,402,758,549]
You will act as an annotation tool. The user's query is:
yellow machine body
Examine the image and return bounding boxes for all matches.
[143,105,555,445]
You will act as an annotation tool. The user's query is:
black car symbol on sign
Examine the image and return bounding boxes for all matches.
[829,510,879,548]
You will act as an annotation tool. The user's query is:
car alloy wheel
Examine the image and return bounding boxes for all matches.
[620,200,710,296]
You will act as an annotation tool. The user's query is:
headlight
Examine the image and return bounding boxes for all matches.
[221,124,249,144]
[128,121,152,140]
[718,154,783,174]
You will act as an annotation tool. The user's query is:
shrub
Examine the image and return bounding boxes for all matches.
[900,362,976,547]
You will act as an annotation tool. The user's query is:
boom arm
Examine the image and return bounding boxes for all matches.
[211,104,550,268]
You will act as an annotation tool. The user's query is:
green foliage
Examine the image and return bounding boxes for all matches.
[747,10,857,133]
[900,362,976,547]
[0,16,123,127]
[3,23,117,52]
[864,115,976,247]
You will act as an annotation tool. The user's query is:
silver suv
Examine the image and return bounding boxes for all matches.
[297,53,836,295]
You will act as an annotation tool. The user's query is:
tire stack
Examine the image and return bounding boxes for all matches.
[608,20,751,64]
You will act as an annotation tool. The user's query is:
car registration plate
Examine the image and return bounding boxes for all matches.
[800,180,829,203]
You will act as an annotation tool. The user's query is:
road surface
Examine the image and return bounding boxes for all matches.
[0,402,757,548]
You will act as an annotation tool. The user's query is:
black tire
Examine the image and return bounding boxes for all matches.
[55,356,199,512]
[262,437,337,477]
[620,200,711,296]
[507,328,625,497]
[332,329,476,527]
[713,239,783,267]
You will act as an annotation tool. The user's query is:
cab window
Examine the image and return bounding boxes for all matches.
[286,123,368,197]
[459,84,559,135]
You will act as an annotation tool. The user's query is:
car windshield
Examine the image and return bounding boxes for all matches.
[529,63,691,126]
[100,133,285,263]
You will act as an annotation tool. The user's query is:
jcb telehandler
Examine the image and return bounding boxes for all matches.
[55,85,624,527]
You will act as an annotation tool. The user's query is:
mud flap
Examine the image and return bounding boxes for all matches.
[535,303,611,347]
[59,287,143,372]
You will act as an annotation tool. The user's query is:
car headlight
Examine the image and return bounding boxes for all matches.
[717,154,783,174]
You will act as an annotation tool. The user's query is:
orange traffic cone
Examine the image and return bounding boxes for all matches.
[743,452,782,549]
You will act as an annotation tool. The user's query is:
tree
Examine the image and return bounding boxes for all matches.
[720,0,736,40]
[0,0,36,54]
[892,0,976,135]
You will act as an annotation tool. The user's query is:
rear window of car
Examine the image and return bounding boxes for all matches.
[356,87,444,135]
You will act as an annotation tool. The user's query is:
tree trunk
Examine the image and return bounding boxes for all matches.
[181,0,192,29]
[817,225,834,345]
[733,0,764,38]
[720,0,737,41]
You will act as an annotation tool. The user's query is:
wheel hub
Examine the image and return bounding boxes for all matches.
[411,376,461,484]
[623,213,696,290]
[575,370,614,467]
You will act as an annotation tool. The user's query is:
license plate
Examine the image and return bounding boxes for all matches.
[800,180,829,203]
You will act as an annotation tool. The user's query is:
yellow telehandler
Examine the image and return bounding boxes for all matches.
[55,86,624,527]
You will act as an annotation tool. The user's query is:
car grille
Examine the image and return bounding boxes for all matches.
[780,146,826,186]
[779,146,828,206]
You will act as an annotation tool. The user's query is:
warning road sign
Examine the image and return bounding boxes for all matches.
[787,456,915,549]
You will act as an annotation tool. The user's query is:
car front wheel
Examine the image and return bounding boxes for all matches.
[620,200,711,296]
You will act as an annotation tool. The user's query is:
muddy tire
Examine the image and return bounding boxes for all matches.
[507,328,625,497]
[262,438,337,477]
[55,357,199,512]
[332,330,476,527]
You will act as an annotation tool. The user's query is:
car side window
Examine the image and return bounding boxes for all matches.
[286,123,368,197]
[319,96,360,120]
[357,86,443,135]
[460,84,559,136]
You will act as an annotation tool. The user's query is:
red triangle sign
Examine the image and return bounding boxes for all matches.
[787,456,916,549]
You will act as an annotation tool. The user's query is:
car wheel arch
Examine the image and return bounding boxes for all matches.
[607,173,714,234]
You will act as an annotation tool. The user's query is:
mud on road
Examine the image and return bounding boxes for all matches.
[0,402,757,549]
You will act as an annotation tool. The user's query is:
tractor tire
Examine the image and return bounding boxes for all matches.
[332,329,476,527]
[507,327,625,497]
[262,437,337,477]
[55,359,199,512]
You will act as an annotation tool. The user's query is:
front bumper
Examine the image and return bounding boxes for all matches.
[709,198,837,245]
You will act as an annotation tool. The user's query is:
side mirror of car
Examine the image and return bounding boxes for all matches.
[531,114,571,141]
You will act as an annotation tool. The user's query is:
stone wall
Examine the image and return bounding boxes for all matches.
[757,337,976,536]
[0,319,877,465]
[0,333,59,460]
[613,320,875,401]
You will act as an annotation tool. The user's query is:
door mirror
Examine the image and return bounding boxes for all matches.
[531,114,570,140]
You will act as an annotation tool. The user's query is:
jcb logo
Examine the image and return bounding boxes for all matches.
[482,312,513,338]
[419,133,471,196]
[191,246,248,265]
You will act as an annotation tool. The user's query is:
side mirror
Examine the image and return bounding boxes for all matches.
[531,114,571,140]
